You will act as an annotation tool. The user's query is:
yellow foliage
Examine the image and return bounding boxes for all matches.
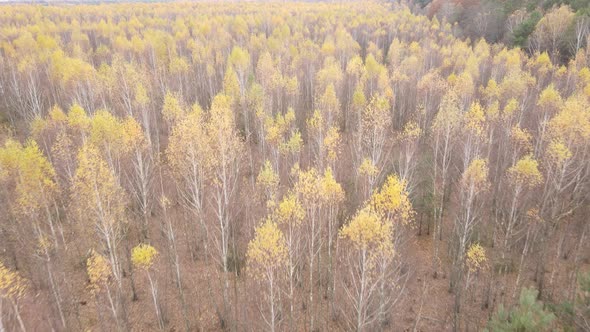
[89,109,129,154]
[466,243,486,273]
[359,158,378,178]
[206,94,243,174]
[323,126,341,162]
[294,167,321,205]
[223,66,240,102]
[122,116,146,151]
[548,95,590,144]
[67,103,90,133]
[508,155,544,188]
[0,260,27,301]
[546,140,572,166]
[537,84,562,111]
[162,90,185,125]
[134,83,149,108]
[274,192,305,226]
[280,130,303,155]
[246,220,288,280]
[0,139,58,216]
[370,174,414,225]
[339,206,393,256]
[462,158,489,191]
[320,167,344,203]
[510,126,533,153]
[481,78,499,101]
[166,104,210,179]
[86,250,112,294]
[307,109,323,131]
[465,102,486,137]
[502,98,520,120]
[401,121,421,141]
[432,90,461,132]
[49,105,67,123]
[131,244,158,270]
[362,95,391,135]
[72,144,126,225]
[257,160,279,198]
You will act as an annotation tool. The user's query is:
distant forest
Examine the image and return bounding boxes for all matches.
[417,0,590,62]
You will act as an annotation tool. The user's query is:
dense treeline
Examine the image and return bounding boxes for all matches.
[0,1,588,331]
[421,0,590,63]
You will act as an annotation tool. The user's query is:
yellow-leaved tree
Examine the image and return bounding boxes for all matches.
[431,90,462,272]
[205,93,243,322]
[256,159,279,206]
[73,143,127,328]
[339,206,394,332]
[272,192,305,328]
[293,167,323,331]
[451,158,489,326]
[369,173,414,326]
[131,244,163,330]
[86,249,119,329]
[504,155,543,260]
[246,220,288,332]
[0,260,28,332]
[319,167,345,311]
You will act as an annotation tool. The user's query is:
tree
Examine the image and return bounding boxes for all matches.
[485,287,555,332]
[531,5,575,60]
[0,139,67,328]
[206,93,243,325]
[355,95,391,200]
[131,244,163,330]
[0,260,27,332]
[86,249,118,330]
[319,167,345,313]
[272,192,305,328]
[573,271,590,331]
[246,220,288,332]
[161,90,185,128]
[369,174,414,327]
[166,104,210,251]
[338,206,394,332]
[73,144,128,329]
[503,155,543,258]
[293,167,323,331]
[431,90,462,275]
[451,158,490,329]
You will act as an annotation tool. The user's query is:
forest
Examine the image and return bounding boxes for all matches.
[0,1,589,331]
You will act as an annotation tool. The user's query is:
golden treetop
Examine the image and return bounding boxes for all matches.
[323,126,341,163]
[246,220,288,280]
[131,244,158,270]
[546,140,572,166]
[257,160,279,199]
[0,139,58,216]
[162,90,186,125]
[294,167,322,206]
[462,158,490,192]
[508,155,544,188]
[273,192,305,227]
[320,167,344,204]
[339,206,394,256]
[72,143,126,225]
[370,174,414,225]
